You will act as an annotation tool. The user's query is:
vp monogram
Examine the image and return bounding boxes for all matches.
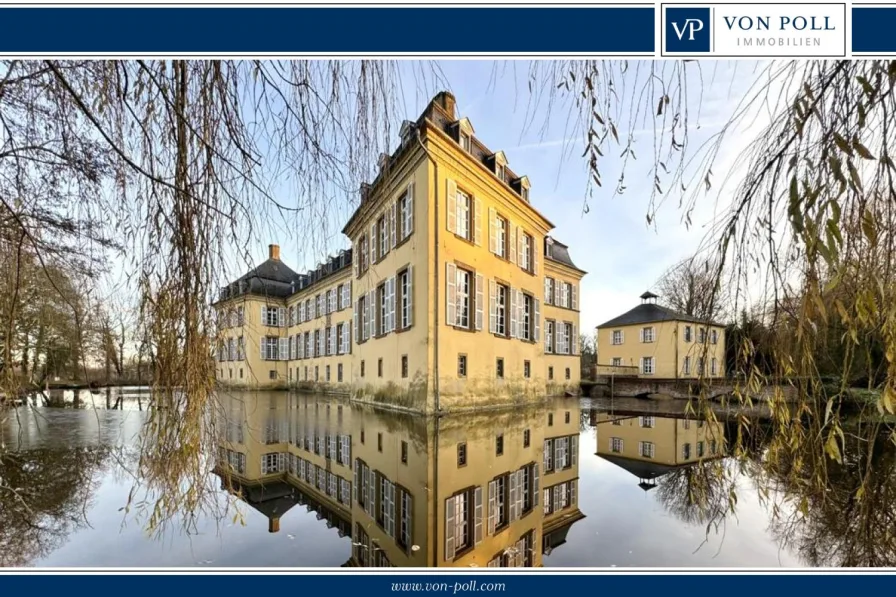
[664,7,709,54]
[671,18,705,41]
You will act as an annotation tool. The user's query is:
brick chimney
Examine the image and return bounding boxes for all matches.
[269,517,280,533]
[268,244,280,261]
[434,91,457,118]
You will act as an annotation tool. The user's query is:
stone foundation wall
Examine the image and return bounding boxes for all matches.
[587,377,798,402]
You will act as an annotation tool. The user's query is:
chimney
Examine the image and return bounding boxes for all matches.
[269,517,280,533]
[434,91,457,118]
[269,244,280,261]
[360,182,372,203]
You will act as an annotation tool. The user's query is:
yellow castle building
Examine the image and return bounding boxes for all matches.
[213,92,586,413]
[213,392,585,567]
[595,291,726,380]
[591,410,727,491]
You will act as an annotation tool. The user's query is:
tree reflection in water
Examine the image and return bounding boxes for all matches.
[653,459,734,531]
[0,446,113,566]
[617,410,896,567]
[758,427,896,566]
[3,396,896,567]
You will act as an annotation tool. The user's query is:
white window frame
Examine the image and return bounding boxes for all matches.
[360,235,369,271]
[522,294,533,341]
[641,356,654,375]
[360,295,370,342]
[262,336,279,361]
[399,190,412,240]
[260,452,282,475]
[400,489,412,549]
[379,216,388,260]
[262,306,280,327]
[400,269,411,329]
[639,441,655,459]
[496,217,507,258]
[460,131,471,152]
[612,330,623,345]
[378,283,388,336]
[456,190,471,241]
[456,268,471,329]
[520,234,531,271]
[496,284,507,336]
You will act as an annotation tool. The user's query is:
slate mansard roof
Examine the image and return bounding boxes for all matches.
[215,248,353,304]
[596,301,721,329]
[544,237,584,273]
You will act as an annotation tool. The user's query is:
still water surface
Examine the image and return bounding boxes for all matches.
[1,390,892,567]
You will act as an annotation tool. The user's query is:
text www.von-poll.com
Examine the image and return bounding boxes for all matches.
[391,581,506,593]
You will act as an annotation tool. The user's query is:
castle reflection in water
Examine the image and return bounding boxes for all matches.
[214,392,585,567]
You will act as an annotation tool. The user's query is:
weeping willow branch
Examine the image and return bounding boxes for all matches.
[0,59,419,534]
[536,59,896,531]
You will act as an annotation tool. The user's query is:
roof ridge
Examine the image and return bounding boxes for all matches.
[596,302,719,329]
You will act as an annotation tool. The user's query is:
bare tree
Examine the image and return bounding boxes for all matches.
[656,256,726,322]
[579,332,596,380]
[0,59,445,533]
[2,57,895,544]
[530,59,896,518]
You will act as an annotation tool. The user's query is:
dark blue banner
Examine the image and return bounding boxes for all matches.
[852,6,896,53]
[0,6,655,54]
[2,573,896,591]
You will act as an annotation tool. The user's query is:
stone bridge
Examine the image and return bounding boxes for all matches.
[584,375,797,402]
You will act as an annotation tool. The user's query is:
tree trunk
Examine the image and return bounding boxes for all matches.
[21,337,29,379]
[116,320,125,379]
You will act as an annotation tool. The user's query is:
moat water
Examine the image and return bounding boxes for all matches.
[2,389,893,567]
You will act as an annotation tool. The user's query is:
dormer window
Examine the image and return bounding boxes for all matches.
[457,117,474,153]
[519,176,529,203]
[493,151,508,184]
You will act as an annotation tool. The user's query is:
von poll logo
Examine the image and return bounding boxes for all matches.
[665,7,711,52]
[672,18,703,41]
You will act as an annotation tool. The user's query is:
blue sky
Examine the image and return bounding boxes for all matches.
[229,60,772,334]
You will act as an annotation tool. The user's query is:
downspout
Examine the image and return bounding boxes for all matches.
[674,324,679,381]
[416,128,440,413]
